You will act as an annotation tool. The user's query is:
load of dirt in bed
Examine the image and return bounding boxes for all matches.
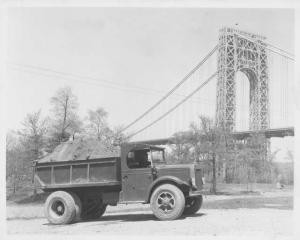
[38,139,120,163]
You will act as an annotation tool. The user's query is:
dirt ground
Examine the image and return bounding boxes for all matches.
[6,186,293,236]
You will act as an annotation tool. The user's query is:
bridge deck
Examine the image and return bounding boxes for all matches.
[130,127,294,145]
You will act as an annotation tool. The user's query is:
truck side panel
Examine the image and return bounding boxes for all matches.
[35,157,121,189]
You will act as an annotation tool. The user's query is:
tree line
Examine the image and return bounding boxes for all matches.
[6,86,293,197]
[165,116,294,193]
[6,86,128,196]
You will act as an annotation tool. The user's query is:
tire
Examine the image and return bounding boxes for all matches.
[81,197,107,220]
[69,192,82,222]
[183,195,203,215]
[44,191,76,225]
[150,184,185,221]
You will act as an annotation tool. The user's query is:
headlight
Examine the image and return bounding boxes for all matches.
[191,176,196,186]
[190,167,196,187]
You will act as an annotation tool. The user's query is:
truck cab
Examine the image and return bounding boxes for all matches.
[120,144,203,202]
[34,141,204,224]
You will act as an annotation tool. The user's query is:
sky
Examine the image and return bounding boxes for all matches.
[3,7,295,161]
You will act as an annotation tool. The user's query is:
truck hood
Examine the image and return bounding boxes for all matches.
[154,164,194,184]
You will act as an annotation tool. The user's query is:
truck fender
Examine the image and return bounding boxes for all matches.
[145,176,190,203]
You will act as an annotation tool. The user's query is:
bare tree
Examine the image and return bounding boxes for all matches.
[50,87,80,143]
[85,108,130,149]
[168,132,192,164]
[7,110,48,196]
[68,115,84,140]
[16,110,48,195]
[234,133,269,191]
[86,107,109,141]
[285,149,294,162]
[18,110,48,160]
[6,131,24,194]
[188,116,232,193]
[108,125,131,147]
[7,112,47,196]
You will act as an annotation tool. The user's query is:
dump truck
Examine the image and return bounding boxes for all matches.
[34,140,204,224]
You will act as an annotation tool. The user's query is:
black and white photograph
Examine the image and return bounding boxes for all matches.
[1,0,298,238]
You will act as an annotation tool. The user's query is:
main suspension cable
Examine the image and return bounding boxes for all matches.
[121,45,218,132]
[235,32,294,61]
[128,72,217,138]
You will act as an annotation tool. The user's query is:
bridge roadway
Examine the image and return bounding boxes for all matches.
[130,127,294,145]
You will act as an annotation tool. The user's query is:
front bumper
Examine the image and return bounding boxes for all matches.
[188,190,203,197]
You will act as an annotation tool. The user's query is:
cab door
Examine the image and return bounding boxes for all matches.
[121,149,154,202]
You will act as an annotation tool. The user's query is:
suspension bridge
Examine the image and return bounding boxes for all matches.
[8,27,294,149]
[120,27,294,146]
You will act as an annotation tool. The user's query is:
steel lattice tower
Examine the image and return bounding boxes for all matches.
[216,27,269,132]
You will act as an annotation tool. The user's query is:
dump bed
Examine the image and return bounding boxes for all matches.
[34,157,121,189]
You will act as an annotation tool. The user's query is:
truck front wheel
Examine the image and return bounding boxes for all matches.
[150,184,185,220]
[44,191,76,225]
[183,195,203,215]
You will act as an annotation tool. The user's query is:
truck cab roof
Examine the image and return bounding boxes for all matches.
[123,143,165,151]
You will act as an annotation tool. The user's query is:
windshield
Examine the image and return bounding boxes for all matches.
[151,149,166,165]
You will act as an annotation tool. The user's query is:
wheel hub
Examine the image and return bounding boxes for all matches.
[157,192,176,212]
[162,198,170,205]
[57,205,63,213]
[52,200,65,216]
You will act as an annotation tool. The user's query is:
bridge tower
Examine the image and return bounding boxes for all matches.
[216,27,269,131]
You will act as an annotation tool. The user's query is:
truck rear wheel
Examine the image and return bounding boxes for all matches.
[150,184,185,221]
[81,198,107,220]
[183,195,203,215]
[44,191,76,225]
[69,192,82,221]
